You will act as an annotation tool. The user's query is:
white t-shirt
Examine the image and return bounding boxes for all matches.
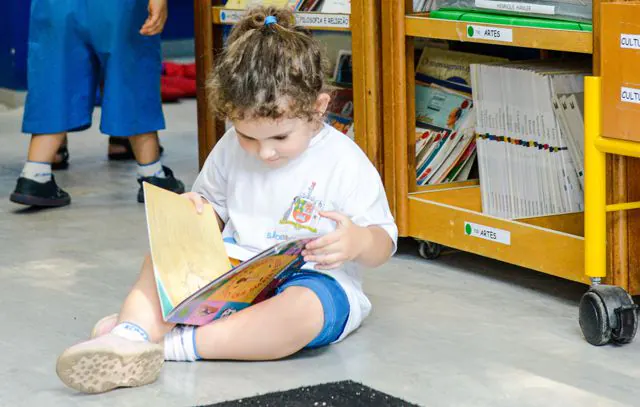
[192,123,398,342]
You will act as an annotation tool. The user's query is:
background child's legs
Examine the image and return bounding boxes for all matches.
[89,1,165,143]
[12,0,100,206]
[81,1,184,201]
[128,132,162,166]
[27,133,67,163]
[22,1,98,138]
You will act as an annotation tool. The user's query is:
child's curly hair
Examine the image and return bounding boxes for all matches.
[207,6,330,122]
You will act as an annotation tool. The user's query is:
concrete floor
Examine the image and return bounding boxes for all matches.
[1,101,640,407]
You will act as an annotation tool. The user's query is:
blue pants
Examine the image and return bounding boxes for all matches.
[22,0,165,137]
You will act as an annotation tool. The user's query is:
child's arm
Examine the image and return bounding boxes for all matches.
[302,211,394,270]
[182,192,225,231]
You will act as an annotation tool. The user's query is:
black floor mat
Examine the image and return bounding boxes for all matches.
[196,380,421,407]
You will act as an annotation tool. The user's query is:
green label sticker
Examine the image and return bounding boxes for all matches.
[466,24,513,43]
[464,222,511,245]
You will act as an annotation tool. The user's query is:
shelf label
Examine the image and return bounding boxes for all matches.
[620,34,640,50]
[219,10,349,29]
[466,24,513,43]
[295,13,350,28]
[219,10,244,24]
[475,0,555,15]
[621,86,640,104]
[464,222,511,245]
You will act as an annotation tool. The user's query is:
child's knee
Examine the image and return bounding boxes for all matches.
[281,286,324,313]
[280,286,325,330]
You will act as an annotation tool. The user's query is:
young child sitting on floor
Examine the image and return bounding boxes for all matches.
[55,6,398,394]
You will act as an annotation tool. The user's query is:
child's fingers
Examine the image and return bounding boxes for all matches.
[140,20,161,35]
[192,197,204,214]
[140,9,166,35]
[303,240,341,258]
[319,211,350,225]
[139,23,153,35]
[144,21,166,35]
[146,17,166,35]
[304,250,346,266]
[305,232,340,251]
[181,193,204,214]
[141,0,168,35]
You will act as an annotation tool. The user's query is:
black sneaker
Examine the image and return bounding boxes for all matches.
[137,166,185,203]
[9,175,71,207]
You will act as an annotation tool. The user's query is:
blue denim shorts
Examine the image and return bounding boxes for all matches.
[276,271,350,348]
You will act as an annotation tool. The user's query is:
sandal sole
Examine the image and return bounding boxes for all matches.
[56,345,164,394]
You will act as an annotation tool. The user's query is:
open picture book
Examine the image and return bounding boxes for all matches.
[143,183,315,326]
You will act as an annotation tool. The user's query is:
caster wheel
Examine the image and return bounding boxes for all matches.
[417,240,442,260]
[578,285,639,346]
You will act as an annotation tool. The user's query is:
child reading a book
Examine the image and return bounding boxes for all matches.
[55,6,398,394]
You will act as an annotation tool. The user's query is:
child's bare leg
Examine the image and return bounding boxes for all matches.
[92,286,325,361]
[27,132,67,162]
[117,254,175,342]
[129,131,161,165]
[195,286,325,360]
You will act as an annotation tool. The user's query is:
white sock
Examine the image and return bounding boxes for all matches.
[21,161,52,183]
[137,160,166,179]
[163,325,201,362]
[111,322,150,342]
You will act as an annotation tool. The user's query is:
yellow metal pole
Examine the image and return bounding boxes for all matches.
[606,201,640,212]
[595,136,640,159]
[584,76,607,282]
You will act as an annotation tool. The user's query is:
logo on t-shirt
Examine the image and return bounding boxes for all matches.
[279,182,324,233]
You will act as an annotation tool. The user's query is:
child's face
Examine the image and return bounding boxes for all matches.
[233,95,330,169]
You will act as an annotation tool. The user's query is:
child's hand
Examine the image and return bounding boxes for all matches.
[140,0,168,36]
[302,211,369,270]
[182,192,207,214]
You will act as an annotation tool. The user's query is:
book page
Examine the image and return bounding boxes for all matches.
[143,183,231,319]
[167,237,312,325]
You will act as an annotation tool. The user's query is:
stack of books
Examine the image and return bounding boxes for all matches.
[413,47,505,186]
[470,60,589,218]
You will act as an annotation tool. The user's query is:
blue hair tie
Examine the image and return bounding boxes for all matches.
[265,15,277,26]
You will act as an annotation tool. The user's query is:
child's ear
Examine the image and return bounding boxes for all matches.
[315,93,331,116]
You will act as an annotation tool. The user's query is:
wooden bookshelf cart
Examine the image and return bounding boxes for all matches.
[380,0,640,296]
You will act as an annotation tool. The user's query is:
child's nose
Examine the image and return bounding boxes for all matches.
[258,146,276,160]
